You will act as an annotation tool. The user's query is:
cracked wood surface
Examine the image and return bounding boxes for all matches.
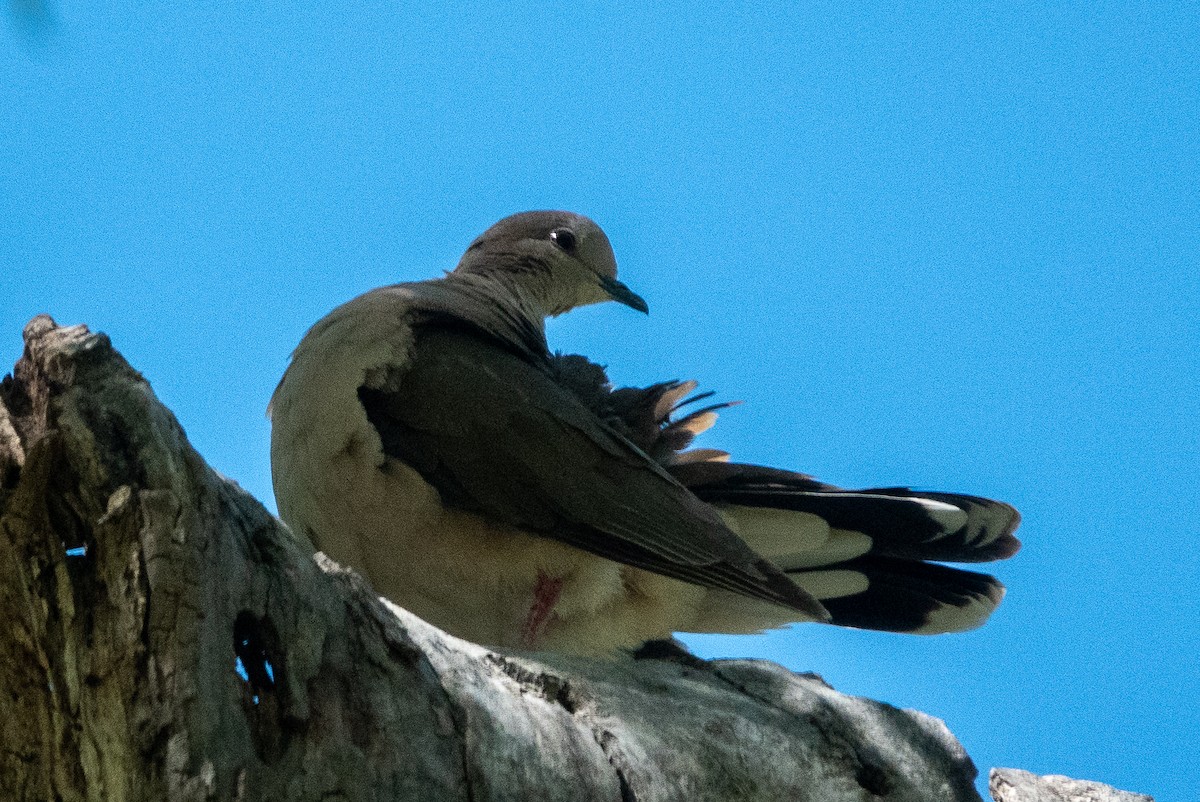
[0,315,990,801]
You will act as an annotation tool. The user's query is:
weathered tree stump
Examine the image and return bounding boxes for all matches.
[0,316,1151,801]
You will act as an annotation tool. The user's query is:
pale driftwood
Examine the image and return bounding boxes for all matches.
[989,769,1154,802]
[0,316,1145,802]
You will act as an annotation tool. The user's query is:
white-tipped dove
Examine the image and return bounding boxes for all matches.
[269,211,1019,654]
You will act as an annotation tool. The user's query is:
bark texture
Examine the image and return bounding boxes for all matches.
[989,769,1154,802]
[0,316,1152,802]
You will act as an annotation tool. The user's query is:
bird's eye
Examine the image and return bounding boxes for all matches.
[549,228,577,253]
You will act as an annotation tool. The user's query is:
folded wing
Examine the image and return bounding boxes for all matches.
[358,323,828,619]
[551,354,1021,635]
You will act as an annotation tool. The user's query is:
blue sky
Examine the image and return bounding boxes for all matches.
[4,3,1196,798]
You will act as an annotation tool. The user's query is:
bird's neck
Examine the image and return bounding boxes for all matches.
[447,264,572,320]
[438,271,553,357]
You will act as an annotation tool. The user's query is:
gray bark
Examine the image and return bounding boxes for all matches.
[990,769,1154,802]
[0,316,1151,802]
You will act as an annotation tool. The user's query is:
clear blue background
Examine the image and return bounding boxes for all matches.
[4,4,1196,799]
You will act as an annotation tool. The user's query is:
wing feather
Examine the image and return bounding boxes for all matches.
[359,324,827,618]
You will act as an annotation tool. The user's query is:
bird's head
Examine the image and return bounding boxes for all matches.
[453,211,648,317]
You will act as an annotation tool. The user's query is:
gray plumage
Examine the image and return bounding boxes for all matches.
[269,210,1019,654]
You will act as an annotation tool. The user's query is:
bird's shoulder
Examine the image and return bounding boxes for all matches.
[271,278,548,414]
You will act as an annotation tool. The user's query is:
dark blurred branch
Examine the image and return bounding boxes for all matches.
[9,0,58,43]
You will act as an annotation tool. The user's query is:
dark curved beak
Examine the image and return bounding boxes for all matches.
[598,276,649,314]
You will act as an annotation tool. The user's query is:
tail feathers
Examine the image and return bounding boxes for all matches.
[677,461,1021,565]
[741,488,1019,564]
[547,351,1021,636]
[688,557,1005,636]
[694,466,1017,634]
[884,489,1022,561]
[793,557,1006,634]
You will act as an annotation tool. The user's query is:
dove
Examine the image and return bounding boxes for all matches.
[269,210,1018,654]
